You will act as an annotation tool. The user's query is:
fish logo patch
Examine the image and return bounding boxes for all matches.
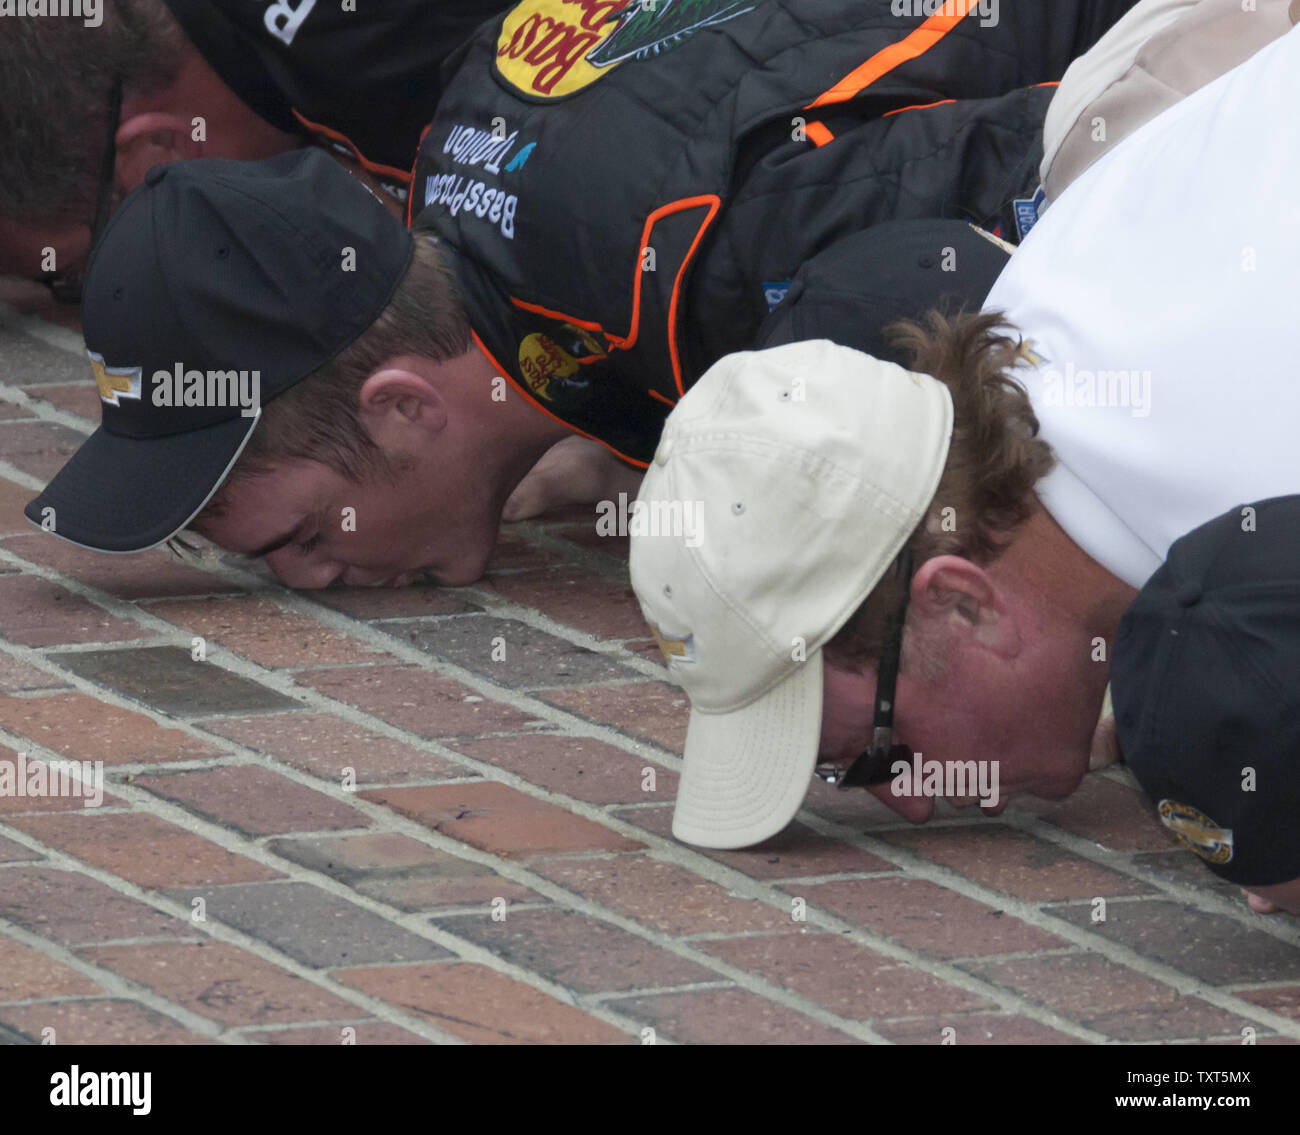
[496,0,763,100]
[1158,799,1234,865]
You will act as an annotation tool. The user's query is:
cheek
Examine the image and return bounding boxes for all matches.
[819,664,876,759]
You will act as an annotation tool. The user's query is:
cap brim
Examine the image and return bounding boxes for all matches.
[671,652,823,849]
[24,412,259,553]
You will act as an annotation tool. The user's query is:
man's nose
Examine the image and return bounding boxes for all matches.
[263,550,344,590]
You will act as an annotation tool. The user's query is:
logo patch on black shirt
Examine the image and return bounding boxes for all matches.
[495,0,764,100]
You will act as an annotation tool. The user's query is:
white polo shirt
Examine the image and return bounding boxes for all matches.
[985,24,1300,588]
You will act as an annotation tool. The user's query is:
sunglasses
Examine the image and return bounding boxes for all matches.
[43,75,122,305]
[814,544,915,789]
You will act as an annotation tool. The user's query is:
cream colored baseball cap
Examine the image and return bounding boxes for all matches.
[629,340,954,849]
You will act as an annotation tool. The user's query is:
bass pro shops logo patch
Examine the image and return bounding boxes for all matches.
[1157,799,1234,866]
[496,0,764,100]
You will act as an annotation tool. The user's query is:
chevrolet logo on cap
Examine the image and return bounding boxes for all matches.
[650,624,695,665]
[1158,799,1234,865]
[89,351,143,406]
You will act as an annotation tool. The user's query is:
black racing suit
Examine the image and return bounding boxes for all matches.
[412,0,1139,463]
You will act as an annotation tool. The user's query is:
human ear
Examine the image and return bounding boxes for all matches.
[115,112,204,190]
[910,555,1020,658]
[357,366,448,447]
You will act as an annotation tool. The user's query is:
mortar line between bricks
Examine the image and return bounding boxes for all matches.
[0,915,247,1044]
[0,383,97,438]
[428,902,554,919]
[0,837,472,1045]
[944,946,1083,965]
[999,810,1300,949]
[787,811,1300,1040]
[0,995,118,1008]
[1221,979,1300,993]
[227,1019,403,1034]
[0,304,86,357]
[0,459,45,493]
[584,980,738,1003]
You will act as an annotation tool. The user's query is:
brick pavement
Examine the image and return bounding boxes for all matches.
[1,302,1298,1046]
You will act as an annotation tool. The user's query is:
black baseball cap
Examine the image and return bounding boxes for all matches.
[1112,495,1300,887]
[25,148,414,552]
[754,219,1013,364]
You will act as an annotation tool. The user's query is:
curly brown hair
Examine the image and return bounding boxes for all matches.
[825,310,1055,669]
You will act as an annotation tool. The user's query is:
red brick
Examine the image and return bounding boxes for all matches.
[0,999,209,1044]
[549,523,629,562]
[432,907,718,993]
[1019,775,1181,852]
[335,961,629,1044]
[482,528,568,573]
[482,566,650,640]
[540,681,688,752]
[133,765,370,836]
[1,533,235,599]
[0,479,38,536]
[7,813,283,889]
[195,712,472,784]
[366,876,540,912]
[873,1014,1085,1045]
[0,866,192,944]
[265,831,539,909]
[362,781,643,858]
[144,596,396,668]
[0,834,41,862]
[0,934,101,999]
[0,744,124,813]
[294,665,543,738]
[0,420,83,481]
[698,933,994,1019]
[531,856,792,935]
[308,585,481,620]
[880,826,1154,901]
[447,734,679,805]
[80,941,365,1027]
[0,691,222,765]
[964,953,1246,1041]
[0,652,65,692]
[791,877,1068,959]
[606,988,858,1045]
[254,1023,433,1044]
[1236,986,1300,1018]
[0,402,33,421]
[23,382,101,420]
[617,805,894,877]
[0,575,147,646]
